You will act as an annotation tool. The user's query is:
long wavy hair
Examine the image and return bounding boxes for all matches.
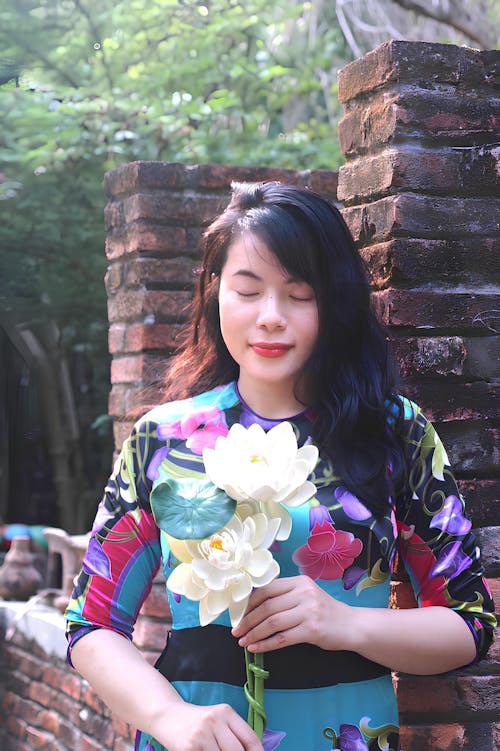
[164,181,404,516]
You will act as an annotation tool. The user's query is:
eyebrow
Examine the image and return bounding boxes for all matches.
[232,269,302,284]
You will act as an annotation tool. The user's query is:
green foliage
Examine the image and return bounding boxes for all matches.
[0,2,347,511]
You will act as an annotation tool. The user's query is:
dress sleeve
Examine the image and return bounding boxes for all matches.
[65,417,162,657]
[394,401,496,663]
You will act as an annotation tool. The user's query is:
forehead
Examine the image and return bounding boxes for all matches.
[222,233,291,278]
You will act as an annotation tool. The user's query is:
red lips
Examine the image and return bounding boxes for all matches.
[251,342,293,358]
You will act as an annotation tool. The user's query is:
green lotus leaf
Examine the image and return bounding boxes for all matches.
[150,477,236,540]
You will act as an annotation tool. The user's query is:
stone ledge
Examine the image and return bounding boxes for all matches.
[0,601,67,661]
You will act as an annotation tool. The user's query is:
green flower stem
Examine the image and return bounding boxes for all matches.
[243,647,269,742]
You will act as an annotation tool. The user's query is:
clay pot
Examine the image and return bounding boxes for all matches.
[0,535,43,600]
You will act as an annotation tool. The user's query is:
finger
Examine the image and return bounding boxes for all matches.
[233,589,299,637]
[214,724,245,751]
[237,606,302,647]
[228,715,263,751]
[245,623,306,653]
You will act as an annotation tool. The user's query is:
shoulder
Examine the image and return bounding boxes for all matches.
[132,381,239,436]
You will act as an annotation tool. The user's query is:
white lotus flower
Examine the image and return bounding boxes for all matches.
[166,511,281,626]
[203,421,318,540]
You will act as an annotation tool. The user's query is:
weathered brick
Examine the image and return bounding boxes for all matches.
[455,675,500,715]
[60,672,82,701]
[57,719,81,747]
[39,710,60,736]
[399,723,465,751]
[456,479,499,528]
[474,527,500,577]
[338,41,496,104]
[123,192,225,226]
[374,289,500,333]
[194,163,301,190]
[25,727,53,750]
[401,382,500,423]
[15,696,42,726]
[124,256,197,289]
[126,224,188,256]
[81,736,103,751]
[105,233,127,260]
[104,262,123,294]
[28,680,53,707]
[394,336,466,378]
[395,674,459,717]
[107,289,192,324]
[139,585,171,619]
[436,422,499,475]
[343,195,500,245]
[113,420,134,450]
[110,354,168,386]
[104,200,124,231]
[132,617,169,651]
[5,715,27,739]
[105,161,192,198]
[108,323,127,354]
[338,146,500,204]
[124,323,183,353]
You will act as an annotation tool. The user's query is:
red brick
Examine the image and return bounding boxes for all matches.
[57,719,81,747]
[81,735,103,751]
[395,674,458,716]
[110,354,168,385]
[25,727,53,750]
[16,696,42,726]
[28,680,53,707]
[111,713,132,739]
[139,585,171,619]
[125,323,182,353]
[194,163,300,190]
[81,683,109,715]
[361,237,499,289]
[132,617,169,651]
[127,224,188,256]
[456,675,500,714]
[105,234,127,260]
[338,40,495,100]
[123,192,225,226]
[5,715,27,739]
[437,422,499,475]
[124,256,197,288]
[473,527,499,577]
[107,289,192,323]
[60,672,82,701]
[104,161,192,198]
[104,262,123,294]
[104,201,124,231]
[401,382,500,423]
[373,289,500,333]
[342,195,500,245]
[108,323,127,354]
[339,146,500,204]
[43,665,62,690]
[39,710,60,736]
[113,420,135,451]
[399,723,465,751]
[307,169,339,198]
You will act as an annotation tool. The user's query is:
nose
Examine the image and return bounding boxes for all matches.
[256,294,286,330]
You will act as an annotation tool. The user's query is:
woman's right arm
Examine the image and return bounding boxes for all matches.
[71,629,261,751]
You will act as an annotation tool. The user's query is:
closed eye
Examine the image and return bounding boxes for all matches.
[290,295,314,302]
[236,291,258,297]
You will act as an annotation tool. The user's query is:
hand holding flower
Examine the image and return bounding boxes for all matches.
[232,575,354,654]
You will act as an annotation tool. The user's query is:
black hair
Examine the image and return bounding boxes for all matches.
[164,181,404,516]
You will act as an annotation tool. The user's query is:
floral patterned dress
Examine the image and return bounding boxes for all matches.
[65,382,496,751]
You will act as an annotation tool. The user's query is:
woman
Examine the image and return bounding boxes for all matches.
[65,182,495,751]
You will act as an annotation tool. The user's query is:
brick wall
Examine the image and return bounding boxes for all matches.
[1,39,498,751]
[337,40,499,750]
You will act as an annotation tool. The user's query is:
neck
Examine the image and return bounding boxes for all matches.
[236,377,307,419]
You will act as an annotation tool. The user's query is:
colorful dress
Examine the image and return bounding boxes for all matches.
[65,382,496,751]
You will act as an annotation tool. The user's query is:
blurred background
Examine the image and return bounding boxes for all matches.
[0,0,498,534]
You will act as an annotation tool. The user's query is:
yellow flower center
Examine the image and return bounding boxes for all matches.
[250,455,265,464]
[209,537,225,551]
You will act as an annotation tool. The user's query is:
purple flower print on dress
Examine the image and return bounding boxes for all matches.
[338,724,369,751]
[82,537,113,581]
[342,565,366,590]
[146,446,172,481]
[91,505,114,535]
[430,541,473,580]
[429,495,472,536]
[262,729,286,750]
[309,501,332,530]
[293,520,363,580]
[335,487,371,521]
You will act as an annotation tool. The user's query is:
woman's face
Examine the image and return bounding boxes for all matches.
[218,233,319,411]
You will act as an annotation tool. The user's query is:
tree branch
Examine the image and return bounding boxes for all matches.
[391,0,497,49]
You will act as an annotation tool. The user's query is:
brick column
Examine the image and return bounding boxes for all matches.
[104,161,338,660]
[338,40,499,750]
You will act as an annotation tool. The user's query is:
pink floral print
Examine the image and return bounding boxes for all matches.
[292,520,363,580]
